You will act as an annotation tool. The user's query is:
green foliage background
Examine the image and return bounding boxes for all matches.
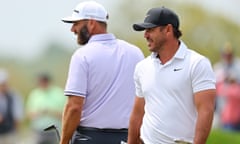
[207,129,240,144]
[1,1,240,100]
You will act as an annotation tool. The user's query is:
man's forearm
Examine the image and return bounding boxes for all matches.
[127,110,144,144]
[128,97,145,144]
[194,89,216,144]
[60,102,82,144]
[194,108,214,144]
[127,117,142,144]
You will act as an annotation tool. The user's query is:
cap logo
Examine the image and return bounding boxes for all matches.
[74,10,79,13]
[145,14,150,18]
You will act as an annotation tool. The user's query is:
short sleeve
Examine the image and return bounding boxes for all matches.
[192,58,216,93]
[134,63,144,97]
[64,50,88,97]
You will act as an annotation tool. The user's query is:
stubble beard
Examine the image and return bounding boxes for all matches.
[150,28,167,53]
[148,38,166,53]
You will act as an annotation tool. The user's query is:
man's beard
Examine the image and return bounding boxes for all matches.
[77,25,90,45]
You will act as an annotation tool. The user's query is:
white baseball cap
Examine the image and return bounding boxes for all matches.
[62,1,108,23]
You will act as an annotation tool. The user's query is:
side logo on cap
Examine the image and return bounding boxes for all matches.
[74,10,79,13]
[145,14,150,18]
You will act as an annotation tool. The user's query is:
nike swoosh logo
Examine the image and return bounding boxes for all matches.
[173,68,182,71]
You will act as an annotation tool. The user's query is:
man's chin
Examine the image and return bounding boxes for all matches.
[77,37,89,45]
[78,42,85,45]
[77,40,87,45]
[147,44,154,51]
[148,47,155,52]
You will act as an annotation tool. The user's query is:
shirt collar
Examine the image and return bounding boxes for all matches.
[151,40,187,60]
[174,41,187,60]
[88,33,116,43]
[151,52,158,59]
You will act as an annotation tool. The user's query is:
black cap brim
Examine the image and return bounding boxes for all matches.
[133,22,158,31]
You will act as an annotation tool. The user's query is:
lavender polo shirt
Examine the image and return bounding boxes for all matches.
[64,33,144,129]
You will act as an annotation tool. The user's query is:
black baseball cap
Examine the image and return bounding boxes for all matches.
[133,7,179,31]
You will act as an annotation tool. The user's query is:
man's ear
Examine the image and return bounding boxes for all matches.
[165,24,174,36]
[166,24,172,32]
[87,19,96,34]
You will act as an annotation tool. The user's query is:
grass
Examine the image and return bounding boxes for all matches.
[207,128,240,144]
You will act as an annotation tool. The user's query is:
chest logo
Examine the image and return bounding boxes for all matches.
[173,68,182,71]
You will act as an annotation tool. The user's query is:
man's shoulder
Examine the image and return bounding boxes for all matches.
[28,88,44,97]
[180,41,205,60]
[72,44,96,57]
[136,56,151,67]
[186,48,207,62]
[49,85,64,94]
[116,39,136,48]
[117,39,144,56]
[6,90,21,98]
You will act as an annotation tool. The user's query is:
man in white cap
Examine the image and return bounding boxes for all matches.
[60,1,144,144]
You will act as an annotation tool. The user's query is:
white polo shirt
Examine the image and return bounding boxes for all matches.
[64,33,144,129]
[134,41,216,143]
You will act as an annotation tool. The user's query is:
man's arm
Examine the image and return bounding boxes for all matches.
[60,95,84,144]
[194,89,216,144]
[127,97,145,144]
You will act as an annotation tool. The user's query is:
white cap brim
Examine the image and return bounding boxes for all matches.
[62,16,84,23]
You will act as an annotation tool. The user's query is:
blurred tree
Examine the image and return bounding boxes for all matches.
[0,42,72,99]
[1,0,240,103]
[112,0,240,64]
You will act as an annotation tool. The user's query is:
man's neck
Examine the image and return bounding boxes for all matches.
[158,40,180,64]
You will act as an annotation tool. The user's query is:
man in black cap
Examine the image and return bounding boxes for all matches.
[128,7,216,144]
